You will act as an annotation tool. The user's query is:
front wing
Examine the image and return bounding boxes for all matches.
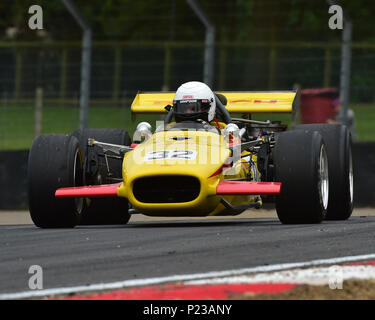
[55,181,281,198]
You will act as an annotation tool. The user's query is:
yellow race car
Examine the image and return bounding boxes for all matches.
[27,88,353,228]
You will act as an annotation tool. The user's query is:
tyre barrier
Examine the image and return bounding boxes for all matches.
[0,150,29,210]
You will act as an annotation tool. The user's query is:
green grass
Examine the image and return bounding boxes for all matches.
[0,104,161,150]
[350,104,375,141]
[0,103,374,150]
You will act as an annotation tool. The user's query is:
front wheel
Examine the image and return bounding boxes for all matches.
[293,124,353,220]
[274,130,329,224]
[28,134,84,228]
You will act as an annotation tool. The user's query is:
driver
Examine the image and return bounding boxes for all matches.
[172,81,216,123]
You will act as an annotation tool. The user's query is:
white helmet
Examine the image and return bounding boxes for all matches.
[173,81,216,122]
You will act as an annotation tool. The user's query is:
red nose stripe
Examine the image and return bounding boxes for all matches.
[55,183,121,198]
[217,181,281,195]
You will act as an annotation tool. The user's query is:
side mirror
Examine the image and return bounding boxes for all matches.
[134,122,152,143]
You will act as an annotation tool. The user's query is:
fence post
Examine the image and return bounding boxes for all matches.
[14,49,23,100]
[186,0,215,88]
[34,87,43,138]
[61,0,92,129]
[323,48,332,87]
[338,19,352,127]
[59,47,68,101]
[268,47,277,90]
[112,46,122,101]
[162,45,172,91]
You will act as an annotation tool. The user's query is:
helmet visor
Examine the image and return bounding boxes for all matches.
[174,99,211,114]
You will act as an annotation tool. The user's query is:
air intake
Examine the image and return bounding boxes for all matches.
[133,175,200,203]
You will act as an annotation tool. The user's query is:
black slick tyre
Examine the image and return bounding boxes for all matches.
[28,134,84,228]
[274,130,329,224]
[293,124,353,220]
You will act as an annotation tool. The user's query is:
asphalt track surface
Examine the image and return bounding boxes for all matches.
[1,211,375,295]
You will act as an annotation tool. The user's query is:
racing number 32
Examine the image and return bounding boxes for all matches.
[144,150,197,161]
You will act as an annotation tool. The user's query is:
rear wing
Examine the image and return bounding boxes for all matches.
[131,91,296,114]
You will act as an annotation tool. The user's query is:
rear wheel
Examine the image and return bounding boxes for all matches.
[274,130,328,224]
[28,134,84,228]
[71,129,131,225]
[293,124,353,220]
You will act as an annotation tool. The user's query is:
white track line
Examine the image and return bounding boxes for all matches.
[1,253,375,300]
[187,265,375,286]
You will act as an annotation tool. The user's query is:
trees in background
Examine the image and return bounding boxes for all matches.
[0,0,374,42]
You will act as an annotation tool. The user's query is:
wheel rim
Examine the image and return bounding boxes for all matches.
[73,149,84,215]
[319,145,329,210]
[349,149,353,204]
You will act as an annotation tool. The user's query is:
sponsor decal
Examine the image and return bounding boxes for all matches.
[230,99,278,104]
[231,99,252,103]
[152,100,173,105]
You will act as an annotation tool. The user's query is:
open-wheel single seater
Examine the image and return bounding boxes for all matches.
[28,88,353,228]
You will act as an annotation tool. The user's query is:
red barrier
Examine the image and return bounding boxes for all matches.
[300,88,339,124]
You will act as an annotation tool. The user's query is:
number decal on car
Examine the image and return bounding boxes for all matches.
[144,150,197,161]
